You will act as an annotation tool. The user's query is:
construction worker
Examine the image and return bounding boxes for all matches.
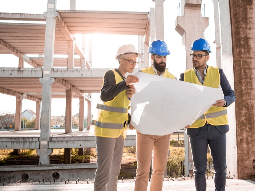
[133,40,176,191]
[180,38,235,191]
[94,44,140,191]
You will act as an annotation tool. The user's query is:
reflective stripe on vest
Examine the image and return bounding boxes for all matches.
[95,121,123,129]
[198,109,227,119]
[96,103,127,113]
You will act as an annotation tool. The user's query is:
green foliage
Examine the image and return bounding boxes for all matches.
[170,140,184,147]
[26,119,35,128]
[167,147,185,177]
[123,146,136,154]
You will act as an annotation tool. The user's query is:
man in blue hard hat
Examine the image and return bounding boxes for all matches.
[132,40,176,191]
[180,38,235,191]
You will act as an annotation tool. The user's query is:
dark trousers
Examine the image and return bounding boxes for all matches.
[190,124,227,191]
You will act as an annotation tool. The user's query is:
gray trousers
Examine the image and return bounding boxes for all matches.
[190,124,226,191]
[94,135,124,191]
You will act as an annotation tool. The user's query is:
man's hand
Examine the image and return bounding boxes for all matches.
[125,75,139,86]
[129,123,135,130]
[213,99,225,107]
[126,85,136,98]
[185,125,190,129]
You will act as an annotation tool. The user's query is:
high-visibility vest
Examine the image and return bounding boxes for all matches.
[94,70,130,138]
[184,66,228,128]
[141,66,176,79]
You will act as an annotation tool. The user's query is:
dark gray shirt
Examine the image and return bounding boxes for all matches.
[100,69,129,102]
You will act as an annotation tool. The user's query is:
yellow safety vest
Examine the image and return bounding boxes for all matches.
[184,66,228,128]
[141,66,176,79]
[94,70,130,138]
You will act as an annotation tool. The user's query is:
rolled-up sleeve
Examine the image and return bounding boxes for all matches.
[219,69,236,107]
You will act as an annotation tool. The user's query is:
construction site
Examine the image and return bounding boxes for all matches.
[0,0,255,190]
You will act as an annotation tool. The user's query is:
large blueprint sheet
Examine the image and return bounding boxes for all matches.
[130,72,224,135]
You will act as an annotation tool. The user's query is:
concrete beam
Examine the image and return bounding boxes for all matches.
[54,78,91,101]
[0,39,41,68]
[0,87,41,101]
[153,0,165,40]
[0,68,43,78]
[0,13,45,21]
[51,68,109,78]
[55,13,74,41]
[0,87,22,97]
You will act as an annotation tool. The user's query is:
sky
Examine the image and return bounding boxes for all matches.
[0,0,216,117]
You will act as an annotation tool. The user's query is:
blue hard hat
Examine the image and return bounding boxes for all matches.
[191,38,212,53]
[149,40,170,56]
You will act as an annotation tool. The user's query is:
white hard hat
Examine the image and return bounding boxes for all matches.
[115,44,141,60]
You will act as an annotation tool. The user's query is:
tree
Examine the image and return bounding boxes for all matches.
[0,112,15,130]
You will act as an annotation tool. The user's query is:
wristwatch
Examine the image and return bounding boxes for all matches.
[223,100,227,107]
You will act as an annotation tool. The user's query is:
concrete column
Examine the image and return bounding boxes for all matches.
[79,96,84,131]
[67,40,74,68]
[175,0,209,69]
[18,57,24,68]
[144,42,149,68]
[80,34,86,68]
[14,95,23,158]
[70,0,76,10]
[138,36,144,68]
[64,88,73,163]
[219,0,237,179]
[87,93,92,130]
[36,0,57,165]
[14,96,22,131]
[152,0,165,40]
[35,100,41,130]
[149,7,155,67]
[175,0,209,177]
[89,35,93,66]
[213,0,222,68]
[65,88,73,134]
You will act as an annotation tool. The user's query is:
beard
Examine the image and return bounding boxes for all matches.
[153,59,166,73]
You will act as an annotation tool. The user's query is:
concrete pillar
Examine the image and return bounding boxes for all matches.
[89,35,93,66]
[149,7,155,67]
[80,34,86,68]
[64,148,72,164]
[65,88,73,134]
[67,40,74,68]
[175,0,209,69]
[152,0,165,40]
[35,100,41,130]
[213,0,222,68]
[175,0,209,177]
[144,42,149,68]
[36,0,56,165]
[79,97,84,131]
[87,94,92,130]
[78,97,85,156]
[218,0,237,179]
[14,96,22,131]
[70,0,76,10]
[18,57,24,68]
[138,36,144,68]
[64,88,73,163]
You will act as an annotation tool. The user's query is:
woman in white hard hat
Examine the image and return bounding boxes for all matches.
[94,44,140,191]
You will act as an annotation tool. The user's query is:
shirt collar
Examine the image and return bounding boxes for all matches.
[194,65,208,75]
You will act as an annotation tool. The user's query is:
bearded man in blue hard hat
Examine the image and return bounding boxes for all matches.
[180,38,235,191]
[131,40,176,191]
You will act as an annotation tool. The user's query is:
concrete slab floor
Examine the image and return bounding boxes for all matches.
[0,179,254,191]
